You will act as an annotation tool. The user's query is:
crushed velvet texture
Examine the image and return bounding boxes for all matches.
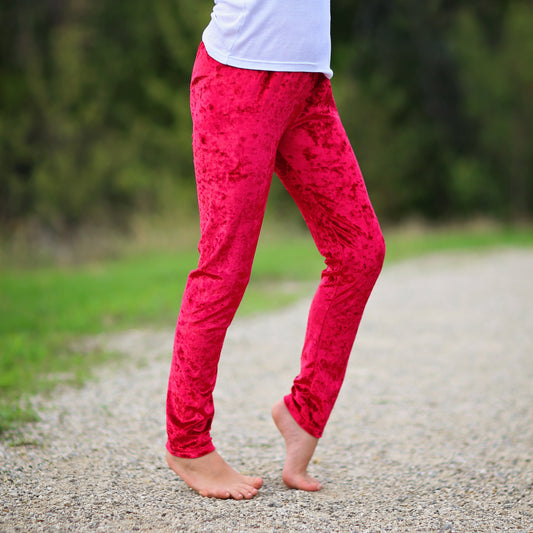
[166,43,385,458]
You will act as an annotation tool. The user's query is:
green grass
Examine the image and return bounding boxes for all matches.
[1,223,532,433]
[383,223,533,261]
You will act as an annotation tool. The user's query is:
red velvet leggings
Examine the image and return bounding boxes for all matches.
[166,43,385,458]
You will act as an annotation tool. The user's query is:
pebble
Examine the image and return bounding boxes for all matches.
[1,249,532,532]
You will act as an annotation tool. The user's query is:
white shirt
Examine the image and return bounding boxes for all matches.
[202,0,333,78]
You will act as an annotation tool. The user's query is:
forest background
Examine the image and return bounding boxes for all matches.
[1,0,532,245]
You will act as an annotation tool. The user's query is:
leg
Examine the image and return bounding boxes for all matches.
[166,45,309,498]
[272,76,385,489]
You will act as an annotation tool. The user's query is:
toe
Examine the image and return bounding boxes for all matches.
[228,487,245,500]
[246,476,263,489]
[234,483,259,500]
[200,487,231,499]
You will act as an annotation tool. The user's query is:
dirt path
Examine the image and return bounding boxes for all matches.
[1,249,532,532]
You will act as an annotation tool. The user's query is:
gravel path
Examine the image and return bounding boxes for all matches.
[1,248,532,532]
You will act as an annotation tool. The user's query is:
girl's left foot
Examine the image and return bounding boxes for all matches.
[166,450,263,499]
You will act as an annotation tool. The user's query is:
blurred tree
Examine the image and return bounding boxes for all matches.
[452,1,533,219]
[331,0,525,221]
[0,0,531,235]
[0,0,210,234]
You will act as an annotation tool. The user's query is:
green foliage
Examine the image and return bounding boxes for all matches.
[0,0,531,234]
[333,0,532,222]
[0,0,210,232]
[452,2,533,218]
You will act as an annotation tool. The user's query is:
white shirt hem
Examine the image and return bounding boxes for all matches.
[203,40,333,79]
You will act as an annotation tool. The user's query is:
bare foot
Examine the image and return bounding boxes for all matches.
[166,450,263,499]
[271,399,322,491]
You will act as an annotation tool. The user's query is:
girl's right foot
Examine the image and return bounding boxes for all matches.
[271,399,322,491]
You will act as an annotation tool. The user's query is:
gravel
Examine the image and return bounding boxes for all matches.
[1,248,532,532]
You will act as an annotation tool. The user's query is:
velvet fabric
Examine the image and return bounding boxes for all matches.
[166,43,385,459]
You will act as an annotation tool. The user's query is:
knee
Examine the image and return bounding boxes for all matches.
[368,227,386,275]
[342,224,385,283]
